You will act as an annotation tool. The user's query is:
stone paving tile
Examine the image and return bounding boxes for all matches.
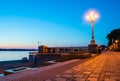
[45,79,52,81]
[64,69,73,74]
[75,78,86,81]
[106,72,115,76]
[89,74,99,78]
[54,78,66,81]
[55,74,61,78]
[105,78,116,81]
[87,78,98,81]
[61,74,72,78]
[83,71,91,75]
[82,74,89,79]
[73,74,83,78]
[110,76,120,80]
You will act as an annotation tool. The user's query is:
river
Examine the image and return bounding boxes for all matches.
[0,51,34,61]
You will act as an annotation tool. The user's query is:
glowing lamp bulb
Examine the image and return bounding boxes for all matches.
[85,10,99,23]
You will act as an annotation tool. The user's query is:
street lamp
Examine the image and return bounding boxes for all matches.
[85,10,99,53]
[115,40,119,48]
[85,10,99,43]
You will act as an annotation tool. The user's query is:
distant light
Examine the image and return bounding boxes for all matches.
[115,40,119,43]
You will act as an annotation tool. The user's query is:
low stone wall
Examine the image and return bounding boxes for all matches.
[29,53,91,66]
[60,53,91,61]
[113,47,120,52]
[29,53,61,66]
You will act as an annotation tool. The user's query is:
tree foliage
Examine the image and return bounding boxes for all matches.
[106,28,120,46]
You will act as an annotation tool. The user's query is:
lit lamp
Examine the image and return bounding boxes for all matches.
[115,40,118,43]
[115,40,119,48]
[85,10,99,53]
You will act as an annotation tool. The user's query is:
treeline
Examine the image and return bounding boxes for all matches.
[0,48,37,51]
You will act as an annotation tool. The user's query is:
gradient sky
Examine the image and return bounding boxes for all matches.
[0,0,120,48]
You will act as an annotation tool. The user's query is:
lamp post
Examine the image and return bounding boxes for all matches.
[85,10,99,53]
[85,11,99,43]
[115,40,119,48]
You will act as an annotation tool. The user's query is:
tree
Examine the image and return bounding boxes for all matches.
[106,28,120,46]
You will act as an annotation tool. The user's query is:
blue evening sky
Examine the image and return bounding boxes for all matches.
[0,0,119,48]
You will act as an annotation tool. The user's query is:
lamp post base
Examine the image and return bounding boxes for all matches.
[88,40,98,53]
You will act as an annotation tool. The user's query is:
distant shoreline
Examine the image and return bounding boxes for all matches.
[0,49,37,51]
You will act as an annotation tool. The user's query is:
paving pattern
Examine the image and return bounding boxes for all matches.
[0,51,120,81]
[0,59,86,81]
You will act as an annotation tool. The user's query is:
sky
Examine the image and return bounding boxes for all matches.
[0,0,120,49]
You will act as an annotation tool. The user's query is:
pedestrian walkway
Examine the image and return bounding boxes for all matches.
[0,51,120,81]
[0,59,87,81]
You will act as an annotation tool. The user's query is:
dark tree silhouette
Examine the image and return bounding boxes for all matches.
[106,28,120,46]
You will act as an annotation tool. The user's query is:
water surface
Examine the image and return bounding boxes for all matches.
[0,51,31,61]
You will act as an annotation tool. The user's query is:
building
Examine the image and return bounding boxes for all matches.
[29,45,88,65]
[38,45,88,54]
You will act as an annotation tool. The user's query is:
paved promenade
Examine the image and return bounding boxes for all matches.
[0,51,120,81]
